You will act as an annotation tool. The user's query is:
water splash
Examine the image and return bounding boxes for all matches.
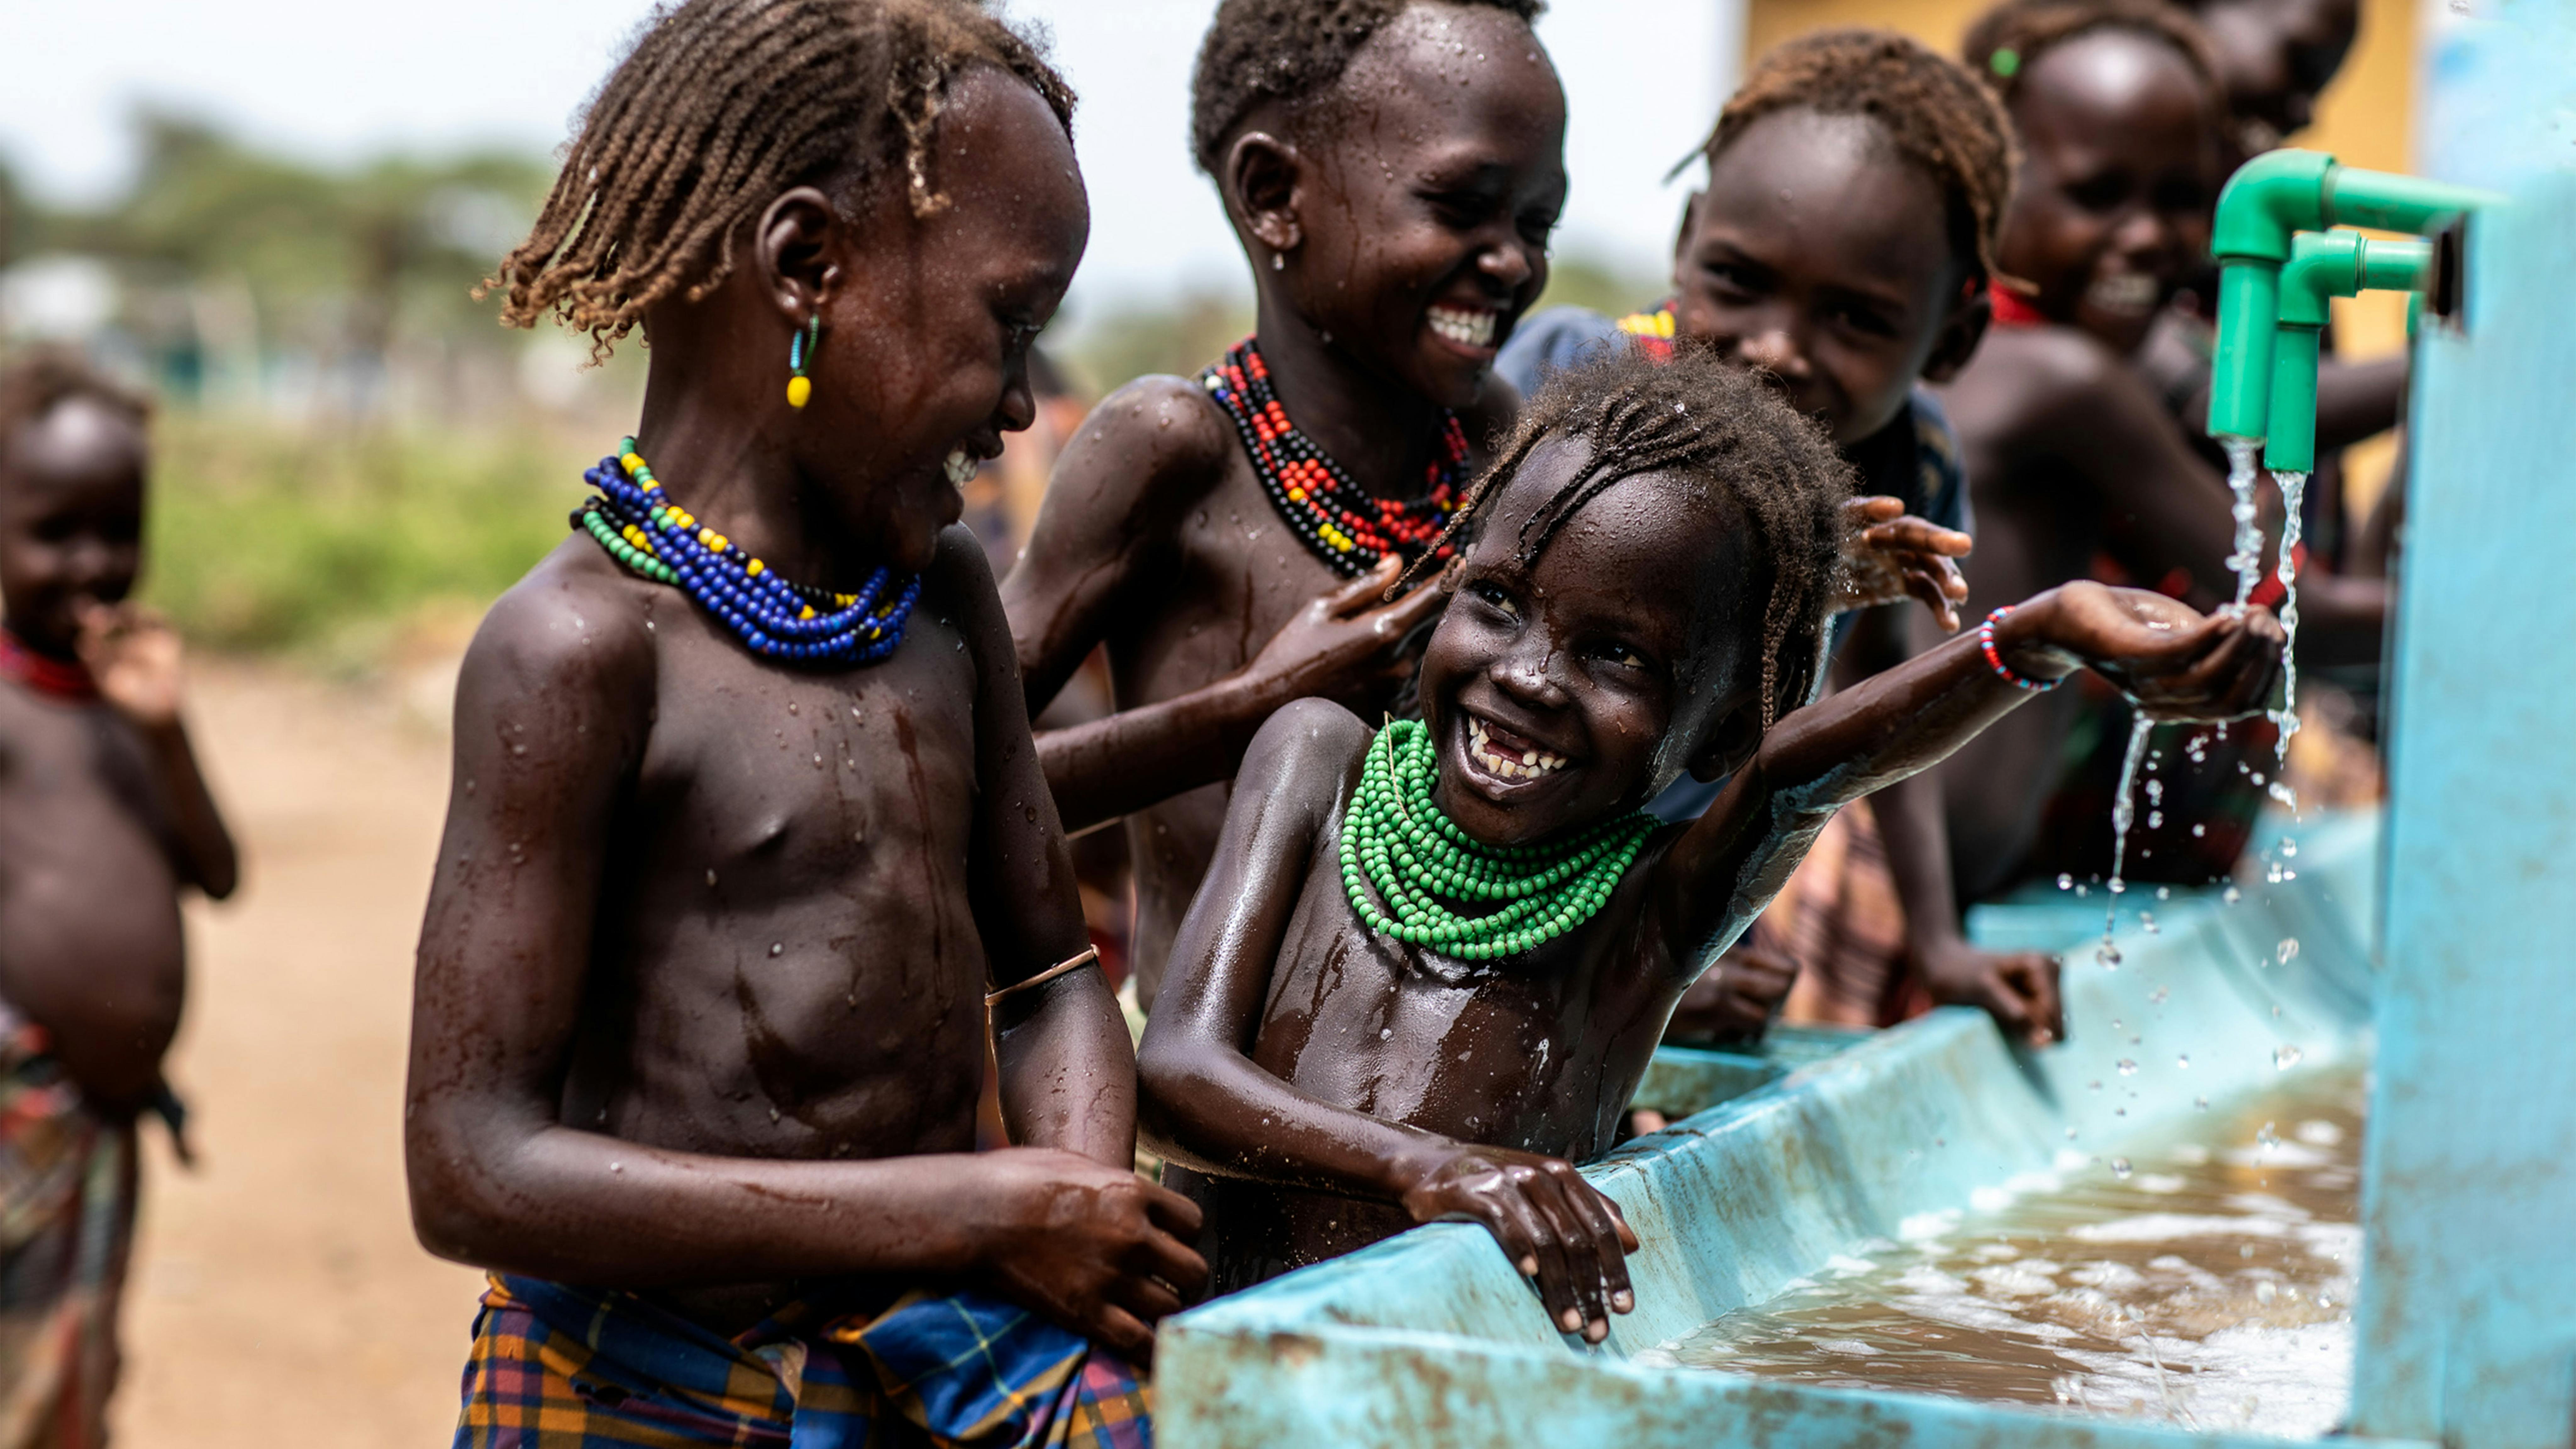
[2265,469,2308,771]
[2099,716,2156,965]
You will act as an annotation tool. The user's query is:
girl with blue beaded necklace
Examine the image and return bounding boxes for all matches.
[409,4,1205,1438]
[1135,347,2286,1346]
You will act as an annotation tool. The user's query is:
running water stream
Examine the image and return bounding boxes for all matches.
[2267,470,2308,769]
[2223,439,2266,606]
[1648,1064,2367,1435]
[2097,718,2156,968]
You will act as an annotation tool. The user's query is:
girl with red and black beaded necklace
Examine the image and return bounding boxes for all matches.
[999,0,1566,1013]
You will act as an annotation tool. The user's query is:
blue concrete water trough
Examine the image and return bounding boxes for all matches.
[1155,811,2402,1448]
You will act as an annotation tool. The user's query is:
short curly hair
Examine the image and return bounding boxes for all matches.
[1414,345,1852,730]
[487,0,1075,360]
[1963,0,2223,108]
[1699,29,2018,291]
[0,349,149,461]
[1188,0,1546,175]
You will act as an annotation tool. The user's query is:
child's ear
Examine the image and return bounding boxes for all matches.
[1225,132,1306,255]
[754,186,848,323]
[1686,685,1765,783]
[1918,283,1993,385]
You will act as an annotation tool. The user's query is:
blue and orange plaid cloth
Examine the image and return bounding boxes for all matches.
[454,1274,1153,1448]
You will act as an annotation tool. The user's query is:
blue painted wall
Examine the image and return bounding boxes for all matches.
[2356,8,2576,1441]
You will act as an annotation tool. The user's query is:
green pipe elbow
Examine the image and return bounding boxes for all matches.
[2213,148,2336,262]
[2359,237,2434,296]
[2278,231,2364,329]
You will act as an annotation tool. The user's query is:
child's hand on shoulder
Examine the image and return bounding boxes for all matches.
[2011,582,2285,720]
[1836,496,1971,632]
[1245,555,1450,710]
[1397,1142,1639,1344]
[75,601,186,731]
[965,1148,1208,1365]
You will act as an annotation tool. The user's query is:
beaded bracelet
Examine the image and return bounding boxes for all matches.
[1978,605,2060,692]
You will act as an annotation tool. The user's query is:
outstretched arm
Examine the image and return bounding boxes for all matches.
[1659,583,2285,959]
[1002,378,1445,833]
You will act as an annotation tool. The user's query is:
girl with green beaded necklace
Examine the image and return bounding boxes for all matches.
[1135,348,2287,1347]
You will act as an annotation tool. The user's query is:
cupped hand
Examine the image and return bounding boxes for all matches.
[1915,937,2063,1047]
[1245,556,1450,711]
[74,602,185,730]
[1398,1143,1639,1343]
[968,1148,1208,1366]
[1836,496,1971,632]
[2018,583,2285,722]
[1663,938,1800,1046]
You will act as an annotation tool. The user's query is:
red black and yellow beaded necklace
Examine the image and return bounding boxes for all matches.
[1199,338,1469,578]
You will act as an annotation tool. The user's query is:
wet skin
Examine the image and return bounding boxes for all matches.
[0,398,238,1109]
[1137,435,2285,1341]
[1002,3,1566,1008]
[1668,107,2060,1042]
[1937,31,2384,901]
[404,70,1203,1357]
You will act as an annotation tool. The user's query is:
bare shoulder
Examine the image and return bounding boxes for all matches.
[1950,325,2131,440]
[1044,374,1238,528]
[456,537,658,725]
[1238,697,1373,810]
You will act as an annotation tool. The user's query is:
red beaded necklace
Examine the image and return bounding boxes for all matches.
[0,629,97,702]
[1200,338,1468,578]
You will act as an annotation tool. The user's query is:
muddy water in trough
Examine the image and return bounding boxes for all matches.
[1645,1064,2367,1435]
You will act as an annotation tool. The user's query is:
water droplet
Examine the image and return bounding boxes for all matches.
[2095,942,2122,969]
[2140,911,2159,934]
[2057,873,2074,891]
[705,869,717,887]
[2193,823,2208,837]
[2088,1080,2104,1091]
[770,942,784,957]
[2111,1157,2132,1180]
[2117,1058,2139,1076]
[2273,1045,2303,1070]
[2223,884,2242,904]
[2075,883,2090,897]
[2281,838,2299,858]
[2065,1126,2080,1139]
[2276,938,2300,964]
[2195,1096,2210,1111]
[1379,1027,1393,1040]
[2176,1053,2190,1069]
[2148,985,2170,1004]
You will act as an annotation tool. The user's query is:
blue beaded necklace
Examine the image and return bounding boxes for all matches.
[575,438,920,667]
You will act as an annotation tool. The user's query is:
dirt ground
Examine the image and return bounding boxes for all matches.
[111,657,483,1447]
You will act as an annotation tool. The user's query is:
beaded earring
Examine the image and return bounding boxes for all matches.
[786,314,821,409]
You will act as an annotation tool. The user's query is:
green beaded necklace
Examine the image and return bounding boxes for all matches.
[1339,719,1656,962]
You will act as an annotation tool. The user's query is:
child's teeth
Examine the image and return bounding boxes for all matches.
[1429,307,1498,348]
[943,449,978,486]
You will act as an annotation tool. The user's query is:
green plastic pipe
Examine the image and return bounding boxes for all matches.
[2263,232,2433,473]
[2207,149,2496,446]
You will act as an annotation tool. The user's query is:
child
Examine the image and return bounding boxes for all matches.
[999,0,1563,1011]
[1498,31,2063,1046]
[405,4,1202,1444]
[1137,349,2283,1342]
[0,352,237,1446]
[2174,0,2359,166]
[1933,0,2383,900]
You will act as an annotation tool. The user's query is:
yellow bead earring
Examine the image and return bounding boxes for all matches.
[786,314,820,408]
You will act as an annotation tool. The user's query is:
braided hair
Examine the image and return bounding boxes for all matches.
[1963,0,2223,108]
[1413,347,1852,730]
[1188,0,1546,174]
[487,0,1074,359]
[1698,29,2018,291]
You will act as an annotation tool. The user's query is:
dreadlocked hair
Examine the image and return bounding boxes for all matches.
[0,349,149,458]
[487,0,1075,360]
[1189,0,1546,174]
[1410,346,1852,731]
[1963,0,2223,108]
[1699,29,2018,291]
